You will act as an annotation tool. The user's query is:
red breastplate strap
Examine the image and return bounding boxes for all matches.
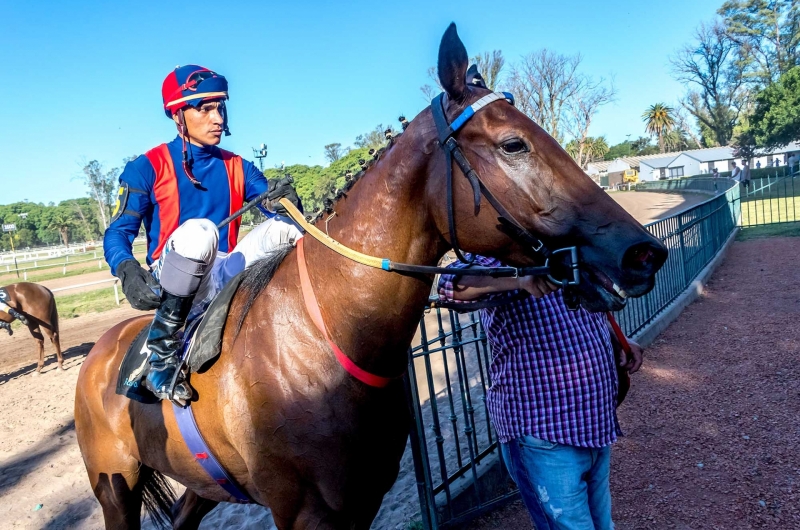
[296,237,392,388]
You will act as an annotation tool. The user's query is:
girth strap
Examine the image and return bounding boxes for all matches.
[172,403,252,503]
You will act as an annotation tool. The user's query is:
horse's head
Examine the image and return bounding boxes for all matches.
[427,24,667,311]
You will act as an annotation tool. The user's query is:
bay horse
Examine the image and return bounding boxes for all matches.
[0,282,63,372]
[75,24,667,529]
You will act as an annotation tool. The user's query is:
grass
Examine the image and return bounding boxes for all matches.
[737,221,800,241]
[55,288,128,318]
[740,196,800,226]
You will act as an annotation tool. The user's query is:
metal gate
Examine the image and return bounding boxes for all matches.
[405,306,517,529]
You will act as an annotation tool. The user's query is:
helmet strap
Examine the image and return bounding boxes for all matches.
[176,109,202,187]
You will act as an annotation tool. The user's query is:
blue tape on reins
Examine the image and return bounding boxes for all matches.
[382,259,391,271]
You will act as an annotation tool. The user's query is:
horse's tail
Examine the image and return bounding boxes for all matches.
[141,468,177,530]
[48,288,59,335]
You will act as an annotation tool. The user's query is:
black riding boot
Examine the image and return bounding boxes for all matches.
[0,321,11,336]
[143,291,195,403]
[7,307,28,326]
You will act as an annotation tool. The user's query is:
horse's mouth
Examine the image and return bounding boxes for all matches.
[581,265,628,311]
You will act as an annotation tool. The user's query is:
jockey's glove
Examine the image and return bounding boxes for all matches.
[117,260,161,311]
[266,175,302,216]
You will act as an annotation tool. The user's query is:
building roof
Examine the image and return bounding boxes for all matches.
[588,142,800,174]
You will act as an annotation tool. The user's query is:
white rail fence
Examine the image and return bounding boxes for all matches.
[50,278,122,306]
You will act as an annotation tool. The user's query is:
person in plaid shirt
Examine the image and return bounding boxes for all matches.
[438,254,643,530]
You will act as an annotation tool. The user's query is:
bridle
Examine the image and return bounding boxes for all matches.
[428,90,581,307]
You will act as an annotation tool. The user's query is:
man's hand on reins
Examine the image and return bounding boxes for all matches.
[117,260,161,311]
[265,176,302,216]
[617,339,644,374]
[518,275,560,298]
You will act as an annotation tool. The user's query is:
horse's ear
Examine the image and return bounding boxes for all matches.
[438,23,468,102]
[466,64,488,89]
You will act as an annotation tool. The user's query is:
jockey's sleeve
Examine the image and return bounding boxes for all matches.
[243,160,275,218]
[104,158,154,276]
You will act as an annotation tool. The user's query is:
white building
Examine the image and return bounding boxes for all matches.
[589,143,800,183]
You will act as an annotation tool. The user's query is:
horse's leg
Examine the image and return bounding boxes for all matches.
[29,325,45,373]
[171,489,219,530]
[41,326,64,370]
[87,451,149,529]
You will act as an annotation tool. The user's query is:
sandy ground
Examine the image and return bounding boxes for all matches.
[0,191,737,529]
[610,191,709,225]
[468,236,800,529]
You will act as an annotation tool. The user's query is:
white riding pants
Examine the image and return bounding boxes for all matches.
[152,216,302,320]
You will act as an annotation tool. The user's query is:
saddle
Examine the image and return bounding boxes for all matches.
[116,271,246,404]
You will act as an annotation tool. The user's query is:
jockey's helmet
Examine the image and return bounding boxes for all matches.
[161,65,229,118]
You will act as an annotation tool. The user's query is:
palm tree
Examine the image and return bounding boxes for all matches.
[642,103,676,153]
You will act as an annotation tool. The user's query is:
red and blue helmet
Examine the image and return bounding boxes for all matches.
[161,65,228,118]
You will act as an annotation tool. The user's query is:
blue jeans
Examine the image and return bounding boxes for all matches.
[501,436,614,530]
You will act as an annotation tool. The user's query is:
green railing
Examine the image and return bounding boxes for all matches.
[738,171,800,227]
[616,177,740,336]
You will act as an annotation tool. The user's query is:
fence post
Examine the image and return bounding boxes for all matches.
[677,214,689,286]
[113,281,120,306]
[63,264,67,275]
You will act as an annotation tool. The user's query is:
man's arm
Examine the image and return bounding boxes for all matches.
[437,255,557,304]
[103,159,153,275]
[606,319,644,373]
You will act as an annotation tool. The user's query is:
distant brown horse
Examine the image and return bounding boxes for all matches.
[75,25,667,530]
[0,282,62,372]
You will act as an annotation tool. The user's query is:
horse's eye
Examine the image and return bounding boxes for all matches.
[500,139,528,154]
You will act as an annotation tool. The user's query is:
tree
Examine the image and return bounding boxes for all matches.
[45,206,78,247]
[642,103,676,153]
[354,124,394,151]
[672,22,748,147]
[719,0,800,86]
[471,50,505,90]
[565,81,616,166]
[323,143,345,163]
[79,160,119,231]
[750,65,800,147]
[506,50,614,145]
[566,136,609,168]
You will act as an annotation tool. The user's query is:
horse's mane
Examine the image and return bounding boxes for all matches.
[233,123,411,334]
[305,125,406,224]
[234,243,295,337]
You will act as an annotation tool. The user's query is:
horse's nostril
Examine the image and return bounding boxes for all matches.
[623,242,666,271]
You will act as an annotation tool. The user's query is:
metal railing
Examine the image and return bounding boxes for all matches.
[739,172,799,227]
[406,309,514,529]
[407,176,744,528]
[616,178,740,336]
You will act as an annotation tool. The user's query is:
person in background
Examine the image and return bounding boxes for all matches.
[756,160,761,169]
[438,256,643,530]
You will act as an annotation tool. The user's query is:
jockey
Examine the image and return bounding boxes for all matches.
[104,65,302,402]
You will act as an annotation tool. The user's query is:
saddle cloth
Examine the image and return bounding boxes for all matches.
[116,271,246,404]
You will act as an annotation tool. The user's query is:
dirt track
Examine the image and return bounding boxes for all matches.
[3,192,783,529]
[469,236,800,529]
[610,191,709,225]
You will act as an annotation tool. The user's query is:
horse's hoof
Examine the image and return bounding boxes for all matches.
[32,370,41,376]
[58,365,65,371]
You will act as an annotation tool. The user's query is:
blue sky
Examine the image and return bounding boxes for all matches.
[0,0,723,205]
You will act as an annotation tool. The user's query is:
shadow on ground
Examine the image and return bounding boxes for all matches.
[0,342,94,385]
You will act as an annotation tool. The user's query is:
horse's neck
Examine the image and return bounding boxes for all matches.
[305,118,445,376]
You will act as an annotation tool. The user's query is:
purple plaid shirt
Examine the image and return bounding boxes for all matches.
[438,255,621,448]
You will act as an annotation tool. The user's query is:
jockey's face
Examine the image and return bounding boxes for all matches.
[175,100,226,147]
